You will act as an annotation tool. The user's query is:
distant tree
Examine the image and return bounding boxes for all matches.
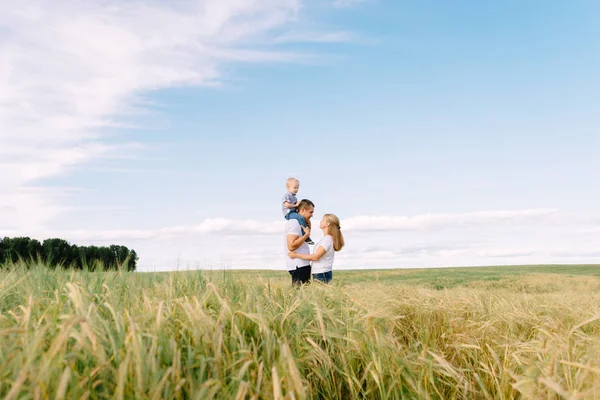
[126,249,138,271]
[0,237,6,264]
[43,238,73,268]
[0,237,138,271]
[0,237,43,263]
[27,239,43,261]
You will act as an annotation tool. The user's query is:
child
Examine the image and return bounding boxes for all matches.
[282,177,314,244]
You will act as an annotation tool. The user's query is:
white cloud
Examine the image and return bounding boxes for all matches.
[475,249,536,258]
[551,250,600,258]
[273,30,355,44]
[342,209,562,232]
[579,227,600,234]
[2,208,561,242]
[55,218,283,241]
[0,187,69,230]
[0,0,304,230]
[333,0,369,8]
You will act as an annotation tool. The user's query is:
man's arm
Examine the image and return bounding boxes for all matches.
[287,228,310,251]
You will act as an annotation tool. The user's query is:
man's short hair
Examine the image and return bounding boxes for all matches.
[297,199,315,211]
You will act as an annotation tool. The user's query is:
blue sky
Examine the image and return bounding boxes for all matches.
[1,0,599,270]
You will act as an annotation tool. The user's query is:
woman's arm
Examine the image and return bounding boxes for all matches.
[289,246,326,261]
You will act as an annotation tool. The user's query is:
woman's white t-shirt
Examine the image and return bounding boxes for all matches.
[311,235,335,274]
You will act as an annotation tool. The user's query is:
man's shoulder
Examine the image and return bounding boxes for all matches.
[285,219,301,232]
[285,219,300,227]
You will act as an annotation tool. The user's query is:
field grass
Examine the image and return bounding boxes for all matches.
[1,263,600,399]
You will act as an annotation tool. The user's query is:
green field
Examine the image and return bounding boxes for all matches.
[1,264,599,399]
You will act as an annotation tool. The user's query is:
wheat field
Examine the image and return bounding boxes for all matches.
[1,264,599,399]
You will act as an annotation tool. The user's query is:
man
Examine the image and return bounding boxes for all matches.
[285,199,314,285]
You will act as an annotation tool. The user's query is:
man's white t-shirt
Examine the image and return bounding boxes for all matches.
[310,235,335,274]
[285,219,310,271]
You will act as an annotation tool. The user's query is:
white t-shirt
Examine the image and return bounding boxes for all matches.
[310,235,335,274]
[285,219,310,271]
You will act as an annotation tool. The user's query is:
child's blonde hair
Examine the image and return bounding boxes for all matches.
[286,177,299,188]
[323,213,344,251]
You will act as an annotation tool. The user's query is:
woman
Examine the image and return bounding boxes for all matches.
[289,213,344,283]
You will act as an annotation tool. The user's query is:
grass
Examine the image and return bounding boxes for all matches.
[1,263,600,399]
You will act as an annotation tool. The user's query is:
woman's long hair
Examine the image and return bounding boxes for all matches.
[323,214,344,251]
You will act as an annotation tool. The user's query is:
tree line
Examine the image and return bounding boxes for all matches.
[0,237,138,271]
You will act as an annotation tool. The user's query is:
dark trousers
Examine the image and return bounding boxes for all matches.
[289,265,311,285]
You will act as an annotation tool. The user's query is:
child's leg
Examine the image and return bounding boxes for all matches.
[286,212,307,227]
